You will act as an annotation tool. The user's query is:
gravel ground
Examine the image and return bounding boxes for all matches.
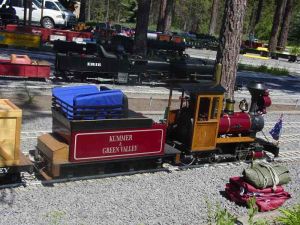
[0,161,299,225]
[1,47,300,224]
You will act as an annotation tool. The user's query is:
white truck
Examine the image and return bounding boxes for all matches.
[0,0,76,28]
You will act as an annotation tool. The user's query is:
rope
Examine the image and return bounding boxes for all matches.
[259,163,280,190]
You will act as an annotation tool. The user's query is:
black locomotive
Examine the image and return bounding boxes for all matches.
[53,39,215,84]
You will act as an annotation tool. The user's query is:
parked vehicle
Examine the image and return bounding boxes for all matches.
[0,0,77,28]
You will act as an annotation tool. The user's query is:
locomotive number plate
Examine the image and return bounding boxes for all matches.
[117,73,129,84]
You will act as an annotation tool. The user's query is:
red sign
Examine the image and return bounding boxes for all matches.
[69,124,166,162]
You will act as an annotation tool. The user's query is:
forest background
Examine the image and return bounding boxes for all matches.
[79,0,300,46]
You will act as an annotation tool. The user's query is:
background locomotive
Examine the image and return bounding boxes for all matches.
[53,39,214,84]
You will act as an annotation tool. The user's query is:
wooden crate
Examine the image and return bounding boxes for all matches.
[0,99,22,166]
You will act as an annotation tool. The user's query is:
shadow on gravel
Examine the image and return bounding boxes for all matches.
[237,72,300,94]
[0,189,16,206]
[219,190,247,208]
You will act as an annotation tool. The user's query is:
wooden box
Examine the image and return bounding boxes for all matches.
[0,99,22,166]
[37,133,69,163]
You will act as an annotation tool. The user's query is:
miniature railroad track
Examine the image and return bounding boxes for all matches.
[1,149,299,191]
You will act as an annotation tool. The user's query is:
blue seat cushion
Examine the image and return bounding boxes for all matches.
[52,85,126,120]
[73,90,124,119]
[52,85,99,106]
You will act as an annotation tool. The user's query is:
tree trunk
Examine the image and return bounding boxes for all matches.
[268,0,286,52]
[87,0,91,21]
[134,0,151,56]
[156,0,167,32]
[255,0,263,25]
[278,0,294,49]
[162,0,174,32]
[215,0,247,99]
[190,18,200,33]
[209,0,220,35]
[247,0,258,35]
[106,0,110,21]
[79,0,86,22]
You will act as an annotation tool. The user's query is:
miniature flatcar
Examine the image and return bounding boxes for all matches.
[0,54,50,79]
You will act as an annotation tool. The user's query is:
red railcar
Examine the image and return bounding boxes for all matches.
[5,24,93,43]
[0,54,50,78]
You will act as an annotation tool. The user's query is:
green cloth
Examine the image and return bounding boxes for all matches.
[243,162,291,189]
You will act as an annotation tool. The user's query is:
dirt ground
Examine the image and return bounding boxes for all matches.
[4,93,299,113]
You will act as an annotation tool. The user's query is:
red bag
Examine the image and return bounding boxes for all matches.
[229,176,285,193]
[225,177,291,212]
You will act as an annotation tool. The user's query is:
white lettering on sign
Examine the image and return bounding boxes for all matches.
[109,135,133,142]
[0,168,9,174]
[87,62,102,67]
[102,134,137,155]
[102,145,138,154]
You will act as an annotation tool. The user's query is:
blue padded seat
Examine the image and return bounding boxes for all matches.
[52,85,127,120]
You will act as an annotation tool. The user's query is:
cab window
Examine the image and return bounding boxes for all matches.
[210,97,219,119]
[45,1,59,10]
[198,97,210,121]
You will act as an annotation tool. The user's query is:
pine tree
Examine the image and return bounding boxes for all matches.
[209,0,220,35]
[278,0,294,49]
[268,0,286,52]
[134,0,151,56]
[215,0,247,99]
[79,0,86,22]
[157,0,167,31]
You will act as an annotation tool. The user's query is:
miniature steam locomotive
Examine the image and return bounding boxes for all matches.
[53,40,214,83]
[32,79,278,179]
[0,76,278,182]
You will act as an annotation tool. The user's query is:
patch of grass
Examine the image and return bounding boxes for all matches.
[247,197,269,225]
[46,210,65,225]
[238,64,290,76]
[215,204,237,225]
[288,46,300,56]
[277,204,300,225]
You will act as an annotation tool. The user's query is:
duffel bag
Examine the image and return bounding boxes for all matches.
[243,162,291,189]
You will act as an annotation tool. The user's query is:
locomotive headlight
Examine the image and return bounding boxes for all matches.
[239,99,248,112]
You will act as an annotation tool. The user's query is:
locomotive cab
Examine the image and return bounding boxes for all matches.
[166,80,279,163]
[166,82,225,155]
